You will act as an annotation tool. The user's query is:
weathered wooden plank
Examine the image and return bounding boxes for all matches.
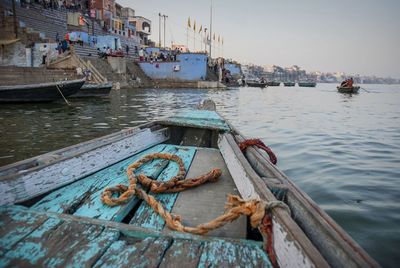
[2,205,264,247]
[161,110,230,131]
[0,206,49,255]
[0,128,170,206]
[93,237,172,268]
[0,218,119,267]
[72,145,178,221]
[33,144,170,214]
[218,133,329,268]
[158,239,203,268]
[170,148,247,239]
[129,147,196,230]
[198,240,272,268]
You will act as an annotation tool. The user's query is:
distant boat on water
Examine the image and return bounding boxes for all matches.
[298,81,317,87]
[70,82,112,97]
[246,80,267,88]
[283,82,295,87]
[0,79,85,103]
[267,81,281,86]
[337,85,360,94]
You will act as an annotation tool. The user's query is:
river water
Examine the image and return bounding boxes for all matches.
[0,83,399,267]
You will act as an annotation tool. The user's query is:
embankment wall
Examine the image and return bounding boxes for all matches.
[138,53,207,81]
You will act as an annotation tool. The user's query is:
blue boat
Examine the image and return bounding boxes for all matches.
[0,100,378,268]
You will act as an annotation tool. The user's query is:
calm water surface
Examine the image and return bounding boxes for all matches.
[1,84,399,267]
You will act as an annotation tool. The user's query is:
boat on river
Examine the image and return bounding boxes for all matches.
[267,81,281,87]
[298,81,317,87]
[0,79,85,103]
[246,80,267,88]
[0,100,378,267]
[337,85,360,94]
[70,82,113,97]
[283,82,295,87]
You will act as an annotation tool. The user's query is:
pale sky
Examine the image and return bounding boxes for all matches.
[118,0,400,78]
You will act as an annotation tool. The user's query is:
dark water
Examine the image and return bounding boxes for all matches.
[1,84,399,267]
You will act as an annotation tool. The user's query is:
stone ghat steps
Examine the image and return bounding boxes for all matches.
[73,45,100,58]
[0,67,78,86]
[13,4,67,41]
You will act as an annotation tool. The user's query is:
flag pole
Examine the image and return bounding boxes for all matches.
[209,0,213,58]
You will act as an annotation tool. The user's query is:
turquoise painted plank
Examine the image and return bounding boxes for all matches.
[0,217,63,266]
[93,237,172,268]
[198,240,272,268]
[158,239,203,267]
[32,144,167,213]
[72,145,178,221]
[129,147,197,230]
[32,144,171,216]
[0,217,119,267]
[164,110,230,131]
[0,205,49,256]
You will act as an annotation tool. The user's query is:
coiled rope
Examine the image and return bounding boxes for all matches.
[101,152,288,235]
[239,139,277,165]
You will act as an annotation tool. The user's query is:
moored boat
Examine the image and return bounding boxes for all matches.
[283,82,295,87]
[246,80,267,88]
[267,81,281,86]
[298,81,317,87]
[70,82,113,97]
[0,100,379,267]
[0,79,85,103]
[337,85,360,94]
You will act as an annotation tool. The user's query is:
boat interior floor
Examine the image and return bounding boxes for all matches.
[21,144,248,239]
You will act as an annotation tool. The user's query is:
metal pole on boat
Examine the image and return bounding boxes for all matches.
[158,13,161,47]
[55,83,71,106]
[209,0,213,58]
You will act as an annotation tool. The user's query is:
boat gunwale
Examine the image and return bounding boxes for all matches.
[0,78,86,91]
[0,122,161,180]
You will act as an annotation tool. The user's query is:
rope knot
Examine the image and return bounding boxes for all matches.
[239,138,277,165]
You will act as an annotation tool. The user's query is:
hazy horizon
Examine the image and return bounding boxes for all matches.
[118,0,400,78]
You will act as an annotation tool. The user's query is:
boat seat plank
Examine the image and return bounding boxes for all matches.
[0,205,272,267]
[0,206,49,255]
[93,237,172,268]
[0,210,119,267]
[170,148,247,239]
[161,110,230,131]
[129,147,197,230]
[32,144,175,218]
[198,240,272,268]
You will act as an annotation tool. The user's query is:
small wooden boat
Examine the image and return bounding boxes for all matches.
[70,82,113,97]
[283,82,295,87]
[337,86,360,94]
[246,80,267,88]
[267,81,281,87]
[298,82,317,87]
[0,79,85,103]
[0,100,379,267]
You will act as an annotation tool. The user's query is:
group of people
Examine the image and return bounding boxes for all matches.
[138,48,180,62]
[97,47,124,59]
[341,77,354,88]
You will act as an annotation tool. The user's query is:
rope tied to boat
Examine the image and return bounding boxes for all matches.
[101,152,288,235]
[239,139,277,165]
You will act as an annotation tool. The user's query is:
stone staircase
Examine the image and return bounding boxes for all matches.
[2,1,68,42]
[73,44,99,58]
[0,66,78,86]
[206,67,219,81]
[126,61,154,88]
